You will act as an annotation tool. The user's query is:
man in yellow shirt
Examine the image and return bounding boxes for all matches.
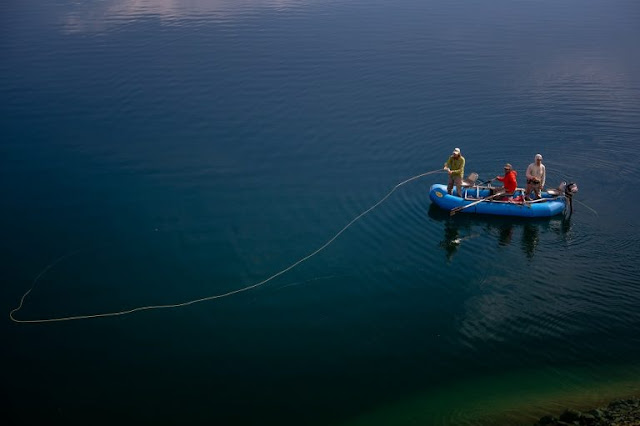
[444,147,465,197]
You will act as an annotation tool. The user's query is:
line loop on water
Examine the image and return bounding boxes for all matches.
[10,169,444,324]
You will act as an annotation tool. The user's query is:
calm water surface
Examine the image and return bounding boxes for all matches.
[2,0,640,425]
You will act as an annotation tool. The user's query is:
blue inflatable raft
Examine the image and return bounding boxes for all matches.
[429,183,568,218]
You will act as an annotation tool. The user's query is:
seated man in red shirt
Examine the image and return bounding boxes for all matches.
[495,163,518,196]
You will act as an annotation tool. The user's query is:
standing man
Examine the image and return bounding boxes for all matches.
[444,147,465,197]
[525,153,546,200]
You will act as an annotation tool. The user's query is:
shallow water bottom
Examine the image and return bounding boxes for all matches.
[344,363,640,425]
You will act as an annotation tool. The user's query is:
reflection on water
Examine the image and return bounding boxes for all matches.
[428,204,572,260]
[63,0,307,32]
[439,220,462,262]
[522,222,539,258]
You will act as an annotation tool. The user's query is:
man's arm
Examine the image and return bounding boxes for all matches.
[526,164,534,180]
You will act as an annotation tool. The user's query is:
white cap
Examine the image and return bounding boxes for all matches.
[535,154,542,160]
[452,147,461,155]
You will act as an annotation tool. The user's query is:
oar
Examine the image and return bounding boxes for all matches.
[527,196,557,204]
[477,177,496,185]
[450,190,504,216]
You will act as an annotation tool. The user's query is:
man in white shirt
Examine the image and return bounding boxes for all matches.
[525,154,546,200]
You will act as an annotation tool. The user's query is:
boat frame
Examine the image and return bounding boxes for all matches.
[429,179,568,218]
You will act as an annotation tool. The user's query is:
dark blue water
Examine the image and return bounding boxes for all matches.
[3,0,640,424]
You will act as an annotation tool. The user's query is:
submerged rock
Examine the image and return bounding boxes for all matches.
[559,408,582,422]
[537,415,558,425]
[534,397,640,426]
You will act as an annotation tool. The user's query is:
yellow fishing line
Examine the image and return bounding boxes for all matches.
[10,169,445,324]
